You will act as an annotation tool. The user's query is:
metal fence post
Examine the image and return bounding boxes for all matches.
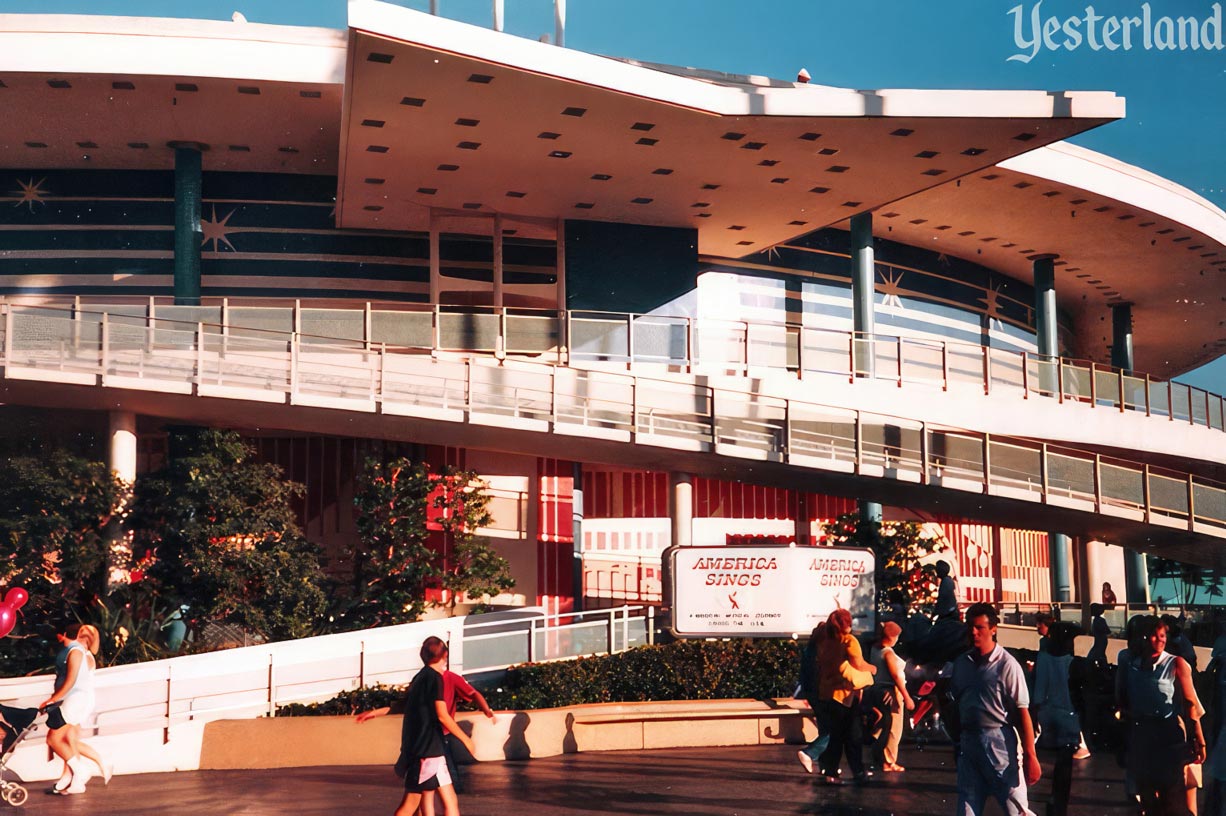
[164,666,172,745]
[982,433,992,494]
[1189,474,1197,531]
[100,311,109,376]
[267,653,276,718]
[606,607,615,654]
[648,605,656,645]
[359,641,366,689]
[527,618,536,663]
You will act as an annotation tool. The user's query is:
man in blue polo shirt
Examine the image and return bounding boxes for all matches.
[950,602,1042,816]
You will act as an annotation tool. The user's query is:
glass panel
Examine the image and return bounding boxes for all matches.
[371,310,433,348]
[634,317,688,365]
[1046,452,1094,500]
[569,316,629,362]
[1061,362,1091,402]
[1193,483,1226,526]
[1100,463,1144,509]
[1122,374,1147,412]
[438,311,498,352]
[1148,473,1189,517]
[930,432,983,482]
[301,308,364,345]
[1094,369,1122,408]
[1171,384,1192,423]
[898,338,944,387]
[505,313,559,355]
[800,328,851,376]
[1149,381,1171,418]
[1190,389,1209,427]
[987,442,1041,491]
[745,322,790,370]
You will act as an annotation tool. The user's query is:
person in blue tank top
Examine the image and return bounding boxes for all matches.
[1119,615,1206,815]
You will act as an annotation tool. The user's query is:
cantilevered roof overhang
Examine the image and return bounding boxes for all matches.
[339,0,1124,258]
[861,142,1226,376]
[0,15,346,174]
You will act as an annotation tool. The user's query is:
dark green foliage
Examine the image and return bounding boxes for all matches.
[1146,555,1223,609]
[277,639,800,716]
[278,683,407,717]
[0,449,122,674]
[126,427,327,642]
[823,512,948,614]
[340,458,511,628]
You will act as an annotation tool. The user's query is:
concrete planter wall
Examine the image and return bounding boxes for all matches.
[198,698,816,770]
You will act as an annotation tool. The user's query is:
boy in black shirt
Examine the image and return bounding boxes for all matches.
[357,637,477,816]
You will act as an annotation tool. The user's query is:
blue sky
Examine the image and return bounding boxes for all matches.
[8,0,1226,385]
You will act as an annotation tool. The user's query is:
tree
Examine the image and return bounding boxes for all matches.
[344,457,510,627]
[0,449,123,673]
[126,427,326,642]
[1146,555,1222,611]
[822,512,949,615]
[435,474,513,615]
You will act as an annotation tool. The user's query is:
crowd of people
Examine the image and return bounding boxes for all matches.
[793,590,1226,816]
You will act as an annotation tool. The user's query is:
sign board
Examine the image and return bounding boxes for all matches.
[664,545,875,638]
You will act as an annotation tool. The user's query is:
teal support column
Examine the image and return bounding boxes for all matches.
[571,462,584,613]
[1050,532,1072,604]
[850,212,875,378]
[1113,303,1150,606]
[173,146,203,305]
[1033,254,1059,392]
[1033,255,1072,603]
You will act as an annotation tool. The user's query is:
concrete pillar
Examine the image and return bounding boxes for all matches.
[173,146,203,306]
[670,472,693,548]
[571,462,583,613]
[108,410,137,486]
[1112,302,1149,606]
[1050,531,1072,604]
[1032,254,1059,391]
[1033,255,1072,603]
[850,212,875,377]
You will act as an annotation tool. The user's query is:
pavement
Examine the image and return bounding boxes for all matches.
[7,743,1138,815]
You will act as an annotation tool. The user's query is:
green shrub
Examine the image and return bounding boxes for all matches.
[276,639,801,716]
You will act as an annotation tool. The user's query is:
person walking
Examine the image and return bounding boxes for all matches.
[1034,621,1084,816]
[796,623,828,774]
[1119,615,1206,816]
[950,602,1041,816]
[815,608,874,785]
[357,637,477,816]
[39,622,111,795]
[1087,604,1110,667]
[868,620,914,773]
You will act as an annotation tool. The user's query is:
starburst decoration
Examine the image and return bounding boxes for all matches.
[877,267,905,310]
[200,206,238,252]
[980,284,1006,329]
[12,177,49,211]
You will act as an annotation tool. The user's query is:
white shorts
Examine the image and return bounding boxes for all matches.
[418,755,452,788]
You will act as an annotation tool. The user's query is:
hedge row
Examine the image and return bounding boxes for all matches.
[276,638,801,716]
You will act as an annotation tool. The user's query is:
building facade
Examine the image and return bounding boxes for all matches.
[2,2,1225,617]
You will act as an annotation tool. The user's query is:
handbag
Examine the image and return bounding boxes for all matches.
[839,660,873,691]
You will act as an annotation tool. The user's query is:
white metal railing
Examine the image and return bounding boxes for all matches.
[11,296,1225,435]
[0,606,653,739]
[2,304,1225,544]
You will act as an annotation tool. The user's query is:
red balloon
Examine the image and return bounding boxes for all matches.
[4,588,28,611]
[0,604,15,639]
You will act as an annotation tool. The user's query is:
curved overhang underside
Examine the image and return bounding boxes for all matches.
[336,0,1121,258]
[862,142,1226,377]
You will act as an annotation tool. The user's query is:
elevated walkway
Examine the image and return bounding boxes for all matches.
[1,303,1225,562]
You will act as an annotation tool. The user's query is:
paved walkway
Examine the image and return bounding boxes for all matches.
[11,743,1135,815]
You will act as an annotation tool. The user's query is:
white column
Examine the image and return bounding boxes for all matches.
[492,0,504,31]
[554,0,567,47]
[670,472,693,548]
[109,410,137,486]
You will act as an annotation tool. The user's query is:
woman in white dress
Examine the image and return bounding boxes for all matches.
[39,622,110,795]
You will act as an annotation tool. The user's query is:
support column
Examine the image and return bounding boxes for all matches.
[173,146,203,306]
[670,472,693,549]
[1050,532,1073,604]
[850,212,875,378]
[429,211,441,305]
[571,462,584,613]
[1033,254,1059,392]
[554,0,567,47]
[1113,302,1149,606]
[1034,254,1071,603]
[109,410,137,486]
[493,213,504,308]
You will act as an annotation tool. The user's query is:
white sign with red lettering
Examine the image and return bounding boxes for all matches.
[665,545,876,637]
